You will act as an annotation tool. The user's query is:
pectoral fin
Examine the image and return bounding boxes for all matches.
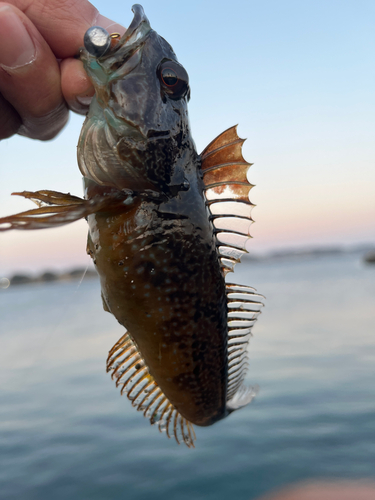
[0,189,132,231]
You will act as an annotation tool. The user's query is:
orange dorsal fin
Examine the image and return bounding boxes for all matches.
[201,126,255,276]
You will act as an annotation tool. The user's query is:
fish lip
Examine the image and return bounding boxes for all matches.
[118,4,151,46]
[104,4,151,58]
[81,5,151,64]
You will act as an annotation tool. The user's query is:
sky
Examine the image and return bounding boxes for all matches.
[1,0,375,276]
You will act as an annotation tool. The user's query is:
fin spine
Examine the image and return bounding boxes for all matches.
[201,127,254,273]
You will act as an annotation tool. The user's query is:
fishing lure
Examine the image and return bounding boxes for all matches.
[0,4,263,447]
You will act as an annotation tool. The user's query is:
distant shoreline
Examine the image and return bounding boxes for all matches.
[243,243,375,262]
[0,268,98,289]
[1,243,374,289]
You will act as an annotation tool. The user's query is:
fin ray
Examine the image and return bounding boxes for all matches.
[201,126,254,275]
[107,333,195,448]
[201,125,241,157]
[202,127,264,409]
[0,189,134,231]
[225,282,263,411]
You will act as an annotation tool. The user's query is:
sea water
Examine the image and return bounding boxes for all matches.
[0,252,374,500]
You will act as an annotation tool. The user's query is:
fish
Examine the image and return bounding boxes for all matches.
[0,4,263,447]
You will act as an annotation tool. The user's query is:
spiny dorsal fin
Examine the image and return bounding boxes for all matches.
[107,333,196,448]
[225,283,264,410]
[201,126,254,276]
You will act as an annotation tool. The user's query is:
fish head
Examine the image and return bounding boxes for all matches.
[79,4,196,193]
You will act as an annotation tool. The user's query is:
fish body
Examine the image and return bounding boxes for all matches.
[86,175,228,426]
[0,5,263,446]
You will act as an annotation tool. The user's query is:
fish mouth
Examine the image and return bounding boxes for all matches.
[82,5,151,63]
[118,4,151,48]
[80,4,154,142]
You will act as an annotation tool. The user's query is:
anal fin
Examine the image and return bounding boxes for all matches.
[107,332,196,448]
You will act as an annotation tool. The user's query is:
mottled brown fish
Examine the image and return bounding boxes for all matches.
[0,4,263,447]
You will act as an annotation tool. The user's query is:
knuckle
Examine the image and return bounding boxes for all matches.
[18,102,69,141]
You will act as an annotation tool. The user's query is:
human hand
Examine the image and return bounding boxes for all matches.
[256,480,375,500]
[0,0,125,140]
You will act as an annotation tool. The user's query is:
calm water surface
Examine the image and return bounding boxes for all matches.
[0,253,374,500]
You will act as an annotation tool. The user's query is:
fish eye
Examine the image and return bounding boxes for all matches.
[158,61,189,100]
[161,68,178,87]
[84,26,111,58]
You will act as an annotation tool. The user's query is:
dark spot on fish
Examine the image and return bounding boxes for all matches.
[193,306,201,323]
[135,363,141,370]
[193,352,202,363]
[147,130,170,139]
[118,260,124,266]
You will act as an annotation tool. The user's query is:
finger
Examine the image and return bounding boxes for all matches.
[8,0,125,58]
[0,92,21,139]
[60,15,126,115]
[0,0,126,138]
[257,481,375,500]
[60,58,95,115]
[0,3,68,140]
[60,13,126,115]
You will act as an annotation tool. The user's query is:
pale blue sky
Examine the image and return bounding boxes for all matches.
[1,0,374,274]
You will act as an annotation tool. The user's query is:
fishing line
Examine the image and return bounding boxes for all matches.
[76,265,89,289]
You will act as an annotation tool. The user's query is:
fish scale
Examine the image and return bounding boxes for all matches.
[0,4,264,447]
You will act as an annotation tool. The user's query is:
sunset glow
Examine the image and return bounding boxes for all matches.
[1,0,374,276]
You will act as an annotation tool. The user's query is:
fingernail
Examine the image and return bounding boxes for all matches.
[76,86,95,106]
[0,6,36,69]
[76,95,93,106]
